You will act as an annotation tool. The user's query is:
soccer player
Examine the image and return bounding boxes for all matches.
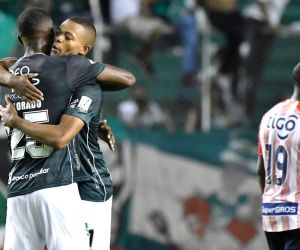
[0,8,134,250]
[0,16,135,250]
[257,62,300,250]
[51,17,120,249]
[0,14,135,250]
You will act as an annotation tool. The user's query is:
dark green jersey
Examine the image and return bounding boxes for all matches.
[64,84,113,202]
[0,53,105,198]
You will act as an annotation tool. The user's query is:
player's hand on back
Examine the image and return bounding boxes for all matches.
[98,120,115,151]
[0,95,19,127]
[9,73,44,101]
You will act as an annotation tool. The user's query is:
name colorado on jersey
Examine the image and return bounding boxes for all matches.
[258,99,300,232]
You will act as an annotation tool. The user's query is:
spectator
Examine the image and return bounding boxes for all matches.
[53,1,93,26]
[151,0,201,132]
[110,0,173,76]
[242,0,290,124]
[171,0,200,113]
[118,85,175,132]
[100,0,111,24]
[201,0,244,123]
[169,0,199,84]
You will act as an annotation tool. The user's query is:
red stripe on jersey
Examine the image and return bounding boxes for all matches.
[270,216,278,232]
[282,216,290,231]
[297,102,300,112]
[258,137,262,156]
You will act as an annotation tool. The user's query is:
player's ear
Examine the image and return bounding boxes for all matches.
[80,45,90,56]
[17,34,23,45]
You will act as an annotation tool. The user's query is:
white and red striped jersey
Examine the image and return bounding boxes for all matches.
[258,99,300,232]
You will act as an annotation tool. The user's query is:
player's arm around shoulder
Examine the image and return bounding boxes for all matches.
[0,57,18,87]
[0,57,17,69]
[97,64,136,91]
[47,114,85,149]
[0,57,44,101]
[0,95,84,149]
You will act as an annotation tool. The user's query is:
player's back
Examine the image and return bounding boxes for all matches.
[10,54,75,121]
[258,99,300,231]
[64,83,113,202]
[0,53,102,198]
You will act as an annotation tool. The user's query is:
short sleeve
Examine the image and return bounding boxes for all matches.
[257,127,262,156]
[65,55,105,89]
[64,84,102,125]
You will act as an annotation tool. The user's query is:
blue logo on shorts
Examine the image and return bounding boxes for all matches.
[262,202,298,216]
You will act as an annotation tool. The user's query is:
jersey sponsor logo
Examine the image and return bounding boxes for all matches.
[266,114,298,140]
[10,65,40,86]
[8,168,50,185]
[69,98,79,108]
[77,96,92,113]
[262,202,298,216]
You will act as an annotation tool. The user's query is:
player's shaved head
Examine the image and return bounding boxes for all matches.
[52,17,96,56]
[17,7,53,39]
[67,17,96,47]
[293,62,300,86]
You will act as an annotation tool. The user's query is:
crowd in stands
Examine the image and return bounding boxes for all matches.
[8,0,294,132]
[0,2,297,248]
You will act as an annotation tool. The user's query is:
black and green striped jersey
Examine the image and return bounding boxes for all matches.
[0,53,105,198]
[64,84,113,202]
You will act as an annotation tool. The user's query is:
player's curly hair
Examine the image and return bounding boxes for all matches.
[17,7,53,38]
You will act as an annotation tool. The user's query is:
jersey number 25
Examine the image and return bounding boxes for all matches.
[10,128,54,160]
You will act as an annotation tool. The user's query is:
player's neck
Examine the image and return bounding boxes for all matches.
[290,87,300,101]
[23,47,49,57]
[23,39,51,57]
[23,48,41,57]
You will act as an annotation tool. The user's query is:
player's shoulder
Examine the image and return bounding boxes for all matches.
[26,53,53,61]
[266,99,291,116]
[24,53,66,66]
[76,82,101,95]
[62,55,91,64]
[259,100,290,125]
[11,54,56,70]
